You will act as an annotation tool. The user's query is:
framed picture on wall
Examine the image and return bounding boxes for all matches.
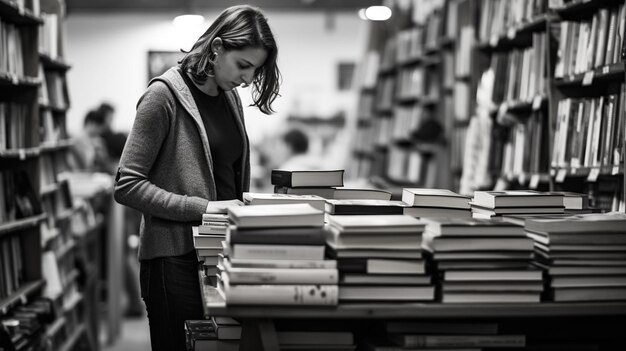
[147,50,185,82]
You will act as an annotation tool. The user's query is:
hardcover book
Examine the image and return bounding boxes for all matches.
[228,203,324,228]
[473,191,564,208]
[243,192,326,211]
[271,169,344,188]
[402,188,471,209]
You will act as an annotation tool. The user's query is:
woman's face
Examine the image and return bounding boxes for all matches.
[213,46,267,91]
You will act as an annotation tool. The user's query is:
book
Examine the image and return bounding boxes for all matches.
[471,204,565,216]
[227,225,325,246]
[473,191,564,208]
[432,251,532,261]
[389,334,525,348]
[551,286,626,302]
[337,258,425,274]
[243,192,326,211]
[424,218,525,236]
[228,203,324,228]
[326,246,423,259]
[402,188,471,209]
[222,266,338,285]
[229,244,325,261]
[524,213,626,234]
[442,291,541,303]
[271,169,344,188]
[403,207,471,218]
[325,199,405,215]
[218,274,338,306]
[550,275,626,288]
[338,285,434,301]
[326,215,426,234]
[443,269,543,282]
[225,257,336,269]
[442,281,544,292]
[526,231,626,245]
[209,316,241,340]
[340,274,431,286]
[326,226,422,250]
[333,188,392,200]
[423,235,534,252]
[274,186,336,199]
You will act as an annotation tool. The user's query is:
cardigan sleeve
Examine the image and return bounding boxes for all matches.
[113,82,209,222]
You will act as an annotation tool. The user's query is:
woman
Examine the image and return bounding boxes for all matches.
[114,5,280,350]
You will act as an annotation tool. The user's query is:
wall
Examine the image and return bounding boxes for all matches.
[65,10,367,144]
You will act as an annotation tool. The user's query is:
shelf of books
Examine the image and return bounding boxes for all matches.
[353,0,625,209]
[1,0,95,349]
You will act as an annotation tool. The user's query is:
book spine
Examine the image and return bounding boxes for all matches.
[270,170,292,187]
[228,228,325,245]
[230,244,325,261]
[223,284,338,305]
[224,268,338,284]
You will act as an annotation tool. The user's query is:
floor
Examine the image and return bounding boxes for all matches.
[102,315,151,351]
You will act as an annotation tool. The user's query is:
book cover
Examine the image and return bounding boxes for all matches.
[228,203,324,228]
[271,169,344,188]
[402,188,471,209]
[243,192,326,211]
[473,191,564,208]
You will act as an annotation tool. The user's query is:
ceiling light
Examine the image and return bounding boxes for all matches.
[173,14,204,28]
[364,6,392,21]
[357,8,367,20]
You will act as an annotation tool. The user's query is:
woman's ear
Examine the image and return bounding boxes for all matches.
[211,37,223,53]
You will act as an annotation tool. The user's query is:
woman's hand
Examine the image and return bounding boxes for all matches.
[205,199,244,213]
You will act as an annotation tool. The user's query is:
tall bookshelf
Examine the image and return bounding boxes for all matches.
[349,0,451,197]
[1,0,98,349]
[355,0,626,210]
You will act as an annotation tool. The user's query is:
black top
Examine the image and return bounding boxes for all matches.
[182,72,243,200]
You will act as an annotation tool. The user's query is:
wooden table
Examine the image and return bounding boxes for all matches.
[200,275,626,351]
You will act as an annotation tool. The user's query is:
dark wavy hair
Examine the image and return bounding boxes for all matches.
[180,5,281,114]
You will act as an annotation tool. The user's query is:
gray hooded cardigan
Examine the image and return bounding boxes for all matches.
[114,67,250,260]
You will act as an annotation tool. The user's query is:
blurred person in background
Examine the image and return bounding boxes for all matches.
[113,5,281,350]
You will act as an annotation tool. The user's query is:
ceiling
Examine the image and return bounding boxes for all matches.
[66,0,382,14]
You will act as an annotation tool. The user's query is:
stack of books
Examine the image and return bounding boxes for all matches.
[402,188,471,218]
[272,168,392,200]
[525,213,626,302]
[325,215,435,302]
[471,190,565,219]
[218,203,339,306]
[422,218,541,303]
[193,213,229,286]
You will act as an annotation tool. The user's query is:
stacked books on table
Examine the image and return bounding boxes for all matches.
[194,213,229,286]
[362,321,525,351]
[470,190,565,219]
[422,218,541,303]
[217,203,339,306]
[402,188,471,218]
[325,215,435,302]
[524,213,626,302]
[272,168,391,200]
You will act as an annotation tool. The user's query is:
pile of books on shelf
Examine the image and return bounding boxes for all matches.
[525,213,626,302]
[402,188,471,218]
[470,190,565,219]
[363,321,525,351]
[217,203,338,306]
[326,214,434,303]
[194,213,229,286]
[422,218,542,303]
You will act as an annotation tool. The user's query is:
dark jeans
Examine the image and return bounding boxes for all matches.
[140,251,204,351]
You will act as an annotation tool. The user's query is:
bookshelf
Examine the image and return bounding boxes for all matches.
[354,0,626,209]
[1,0,97,349]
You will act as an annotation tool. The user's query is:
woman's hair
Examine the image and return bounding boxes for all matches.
[180,5,281,114]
